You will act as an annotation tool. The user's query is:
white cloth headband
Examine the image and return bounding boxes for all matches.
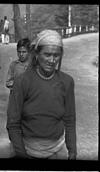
[34,29,63,50]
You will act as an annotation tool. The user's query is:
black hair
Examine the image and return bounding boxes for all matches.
[17,38,31,52]
[32,45,63,71]
[4,16,7,20]
[0,19,3,22]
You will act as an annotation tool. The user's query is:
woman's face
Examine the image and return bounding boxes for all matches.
[17,46,29,62]
[37,45,62,73]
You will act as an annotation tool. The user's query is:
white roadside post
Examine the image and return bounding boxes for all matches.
[68,5,71,37]
[79,25,81,32]
[86,25,88,32]
[74,25,76,33]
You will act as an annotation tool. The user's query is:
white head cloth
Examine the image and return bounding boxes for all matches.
[34,29,63,50]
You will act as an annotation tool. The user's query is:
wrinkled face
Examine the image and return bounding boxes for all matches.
[17,46,29,62]
[37,45,62,73]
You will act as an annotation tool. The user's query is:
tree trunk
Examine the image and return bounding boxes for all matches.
[26,4,31,40]
[13,4,26,42]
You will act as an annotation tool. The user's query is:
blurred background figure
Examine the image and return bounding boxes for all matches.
[3,16,10,44]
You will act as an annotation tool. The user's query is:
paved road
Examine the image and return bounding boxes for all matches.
[63,33,98,160]
[0,33,98,159]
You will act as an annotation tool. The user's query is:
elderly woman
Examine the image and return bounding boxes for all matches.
[6,29,77,159]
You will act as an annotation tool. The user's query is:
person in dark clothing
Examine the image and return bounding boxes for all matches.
[0,19,4,33]
[6,29,77,159]
[0,19,4,43]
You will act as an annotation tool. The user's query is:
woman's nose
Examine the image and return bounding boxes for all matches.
[49,56,55,63]
[20,52,23,56]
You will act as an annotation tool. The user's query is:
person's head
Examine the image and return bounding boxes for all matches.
[33,29,63,74]
[17,38,31,63]
[0,19,3,23]
[4,16,7,20]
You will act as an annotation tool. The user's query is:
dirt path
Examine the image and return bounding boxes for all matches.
[0,33,98,159]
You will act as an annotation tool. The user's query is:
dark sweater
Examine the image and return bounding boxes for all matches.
[7,66,76,157]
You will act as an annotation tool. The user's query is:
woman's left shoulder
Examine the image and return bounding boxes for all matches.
[59,71,74,84]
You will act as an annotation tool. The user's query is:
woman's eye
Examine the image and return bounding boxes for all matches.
[45,53,50,57]
[54,54,60,58]
[54,54,58,58]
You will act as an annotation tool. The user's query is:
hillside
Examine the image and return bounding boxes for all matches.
[0,4,98,36]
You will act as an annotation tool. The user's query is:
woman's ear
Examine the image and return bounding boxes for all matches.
[58,56,62,71]
[35,55,38,61]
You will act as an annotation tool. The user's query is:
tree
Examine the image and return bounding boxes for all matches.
[30,5,60,39]
[71,5,98,26]
[21,4,98,41]
[26,4,31,39]
[55,5,69,27]
[12,4,26,42]
[28,4,69,40]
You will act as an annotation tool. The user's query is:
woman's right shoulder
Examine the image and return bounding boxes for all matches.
[9,60,18,68]
[21,66,35,82]
[14,66,35,87]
